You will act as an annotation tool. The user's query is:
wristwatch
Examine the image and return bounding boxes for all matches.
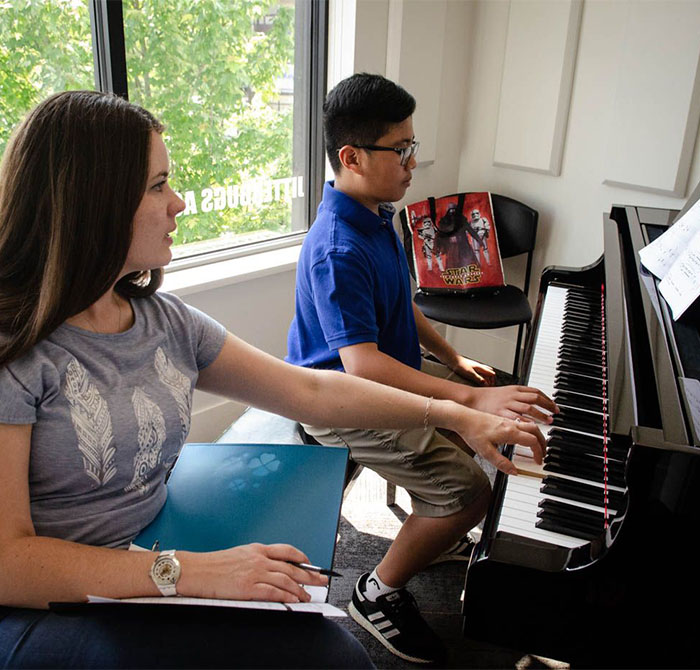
[150,549,181,596]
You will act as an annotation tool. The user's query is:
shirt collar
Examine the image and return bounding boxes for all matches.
[322,181,395,233]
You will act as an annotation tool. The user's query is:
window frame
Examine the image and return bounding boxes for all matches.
[88,0,328,271]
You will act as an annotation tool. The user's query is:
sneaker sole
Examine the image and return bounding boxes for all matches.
[347,600,436,664]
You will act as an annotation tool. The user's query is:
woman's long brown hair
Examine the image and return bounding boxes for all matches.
[0,90,164,366]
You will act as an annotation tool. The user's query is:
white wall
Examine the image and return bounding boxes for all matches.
[452,0,700,369]
[169,268,298,442]
[181,0,700,440]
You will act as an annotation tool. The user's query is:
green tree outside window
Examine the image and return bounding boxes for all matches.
[0,0,300,256]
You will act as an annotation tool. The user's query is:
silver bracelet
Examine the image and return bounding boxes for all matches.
[423,396,433,431]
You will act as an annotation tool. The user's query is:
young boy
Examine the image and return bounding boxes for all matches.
[286,74,556,664]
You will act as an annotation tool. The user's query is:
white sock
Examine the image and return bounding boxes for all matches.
[362,568,400,602]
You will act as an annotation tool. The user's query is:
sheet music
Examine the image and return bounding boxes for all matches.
[658,231,700,319]
[680,378,700,445]
[638,198,700,319]
[87,594,346,617]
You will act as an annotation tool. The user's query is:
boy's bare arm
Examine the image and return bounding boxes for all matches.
[412,303,496,385]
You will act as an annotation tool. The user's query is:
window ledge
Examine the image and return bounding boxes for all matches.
[162,243,302,297]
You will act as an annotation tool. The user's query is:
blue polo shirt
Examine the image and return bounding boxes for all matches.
[286,181,421,372]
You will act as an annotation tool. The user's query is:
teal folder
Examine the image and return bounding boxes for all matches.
[133,442,348,570]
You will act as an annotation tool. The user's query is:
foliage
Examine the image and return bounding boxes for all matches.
[0,0,298,250]
[0,0,94,147]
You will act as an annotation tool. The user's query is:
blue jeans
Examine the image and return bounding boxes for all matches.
[0,606,374,669]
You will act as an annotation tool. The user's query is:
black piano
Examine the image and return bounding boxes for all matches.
[462,205,700,668]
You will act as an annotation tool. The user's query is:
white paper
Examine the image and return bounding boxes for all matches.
[639,198,700,277]
[87,594,346,617]
[658,230,700,319]
[638,199,700,320]
[679,378,700,442]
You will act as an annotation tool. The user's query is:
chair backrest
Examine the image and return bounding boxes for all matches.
[489,193,538,259]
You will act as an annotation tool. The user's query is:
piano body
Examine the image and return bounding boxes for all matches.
[462,205,700,667]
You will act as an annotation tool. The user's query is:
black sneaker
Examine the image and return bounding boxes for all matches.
[429,532,476,565]
[348,573,447,664]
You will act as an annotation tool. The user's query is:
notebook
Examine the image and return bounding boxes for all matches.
[132,442,348,571]
[114,441,349,615]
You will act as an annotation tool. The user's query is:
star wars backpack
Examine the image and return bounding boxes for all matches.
[400,192,504,294]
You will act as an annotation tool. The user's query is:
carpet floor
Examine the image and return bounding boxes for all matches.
[327,467,570,670]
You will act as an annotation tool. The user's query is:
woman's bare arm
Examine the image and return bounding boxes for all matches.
[196,333,548,474]
[0,423,327,609]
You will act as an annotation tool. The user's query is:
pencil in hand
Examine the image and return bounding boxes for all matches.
[288,561,342,577]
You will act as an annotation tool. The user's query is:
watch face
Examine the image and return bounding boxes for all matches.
[153,557,177,584]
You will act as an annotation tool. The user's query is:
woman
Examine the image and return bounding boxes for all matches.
[0,91,548,668]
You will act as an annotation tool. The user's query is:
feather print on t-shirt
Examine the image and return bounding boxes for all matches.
[154,347,191,441]
[125,386,166,495]
[64,357,117,487]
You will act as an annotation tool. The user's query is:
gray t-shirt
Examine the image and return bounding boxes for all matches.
[0,291,226,548]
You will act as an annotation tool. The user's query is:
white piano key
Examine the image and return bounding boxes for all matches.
[498,475,586,549]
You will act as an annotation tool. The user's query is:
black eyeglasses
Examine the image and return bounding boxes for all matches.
[353,140,420,167]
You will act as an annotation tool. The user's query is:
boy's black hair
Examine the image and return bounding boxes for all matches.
[323,73,416,173]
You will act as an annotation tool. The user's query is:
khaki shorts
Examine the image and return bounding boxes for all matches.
[303,357,491,518]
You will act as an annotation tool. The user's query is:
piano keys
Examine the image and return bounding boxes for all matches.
[462,205,700,668]
[500,282,623,548]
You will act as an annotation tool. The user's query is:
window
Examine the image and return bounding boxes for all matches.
[1,0,327,264]
[0,0,94,158]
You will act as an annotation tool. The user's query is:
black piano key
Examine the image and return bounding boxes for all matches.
[537,513,604,539]
[546,450,626,481]
[566,294,599,305]
[551,411,604,434]
[562,318,601,334]
[543,460,603,483]
[535,518,601,542]
[547,432,603,452]
[565,296,600,310]
[547,427,603,445]
[544,459,626,489]
[564,311,601,326]
[555,372,603,396]
[557,405,606,420]
[544,450,624,477]
[567,304,600,314]
[553,390,603,413]
[558,343,603,359]
[553,406,605,425]
[561,313,601,329]
[566,286,600,298]
[559,340,603,356]
[537,499,606,532]
[563,318,601,332]
[541,475,624,510]
[563,307,601,320]
[566,287,600,299]
[547,436,627,461]
[557,360,604,377]
[538,505,605,532]
[560,335,602,352]
[558,346,602,366]
[546,446,622,471]
[545,450,606,473]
